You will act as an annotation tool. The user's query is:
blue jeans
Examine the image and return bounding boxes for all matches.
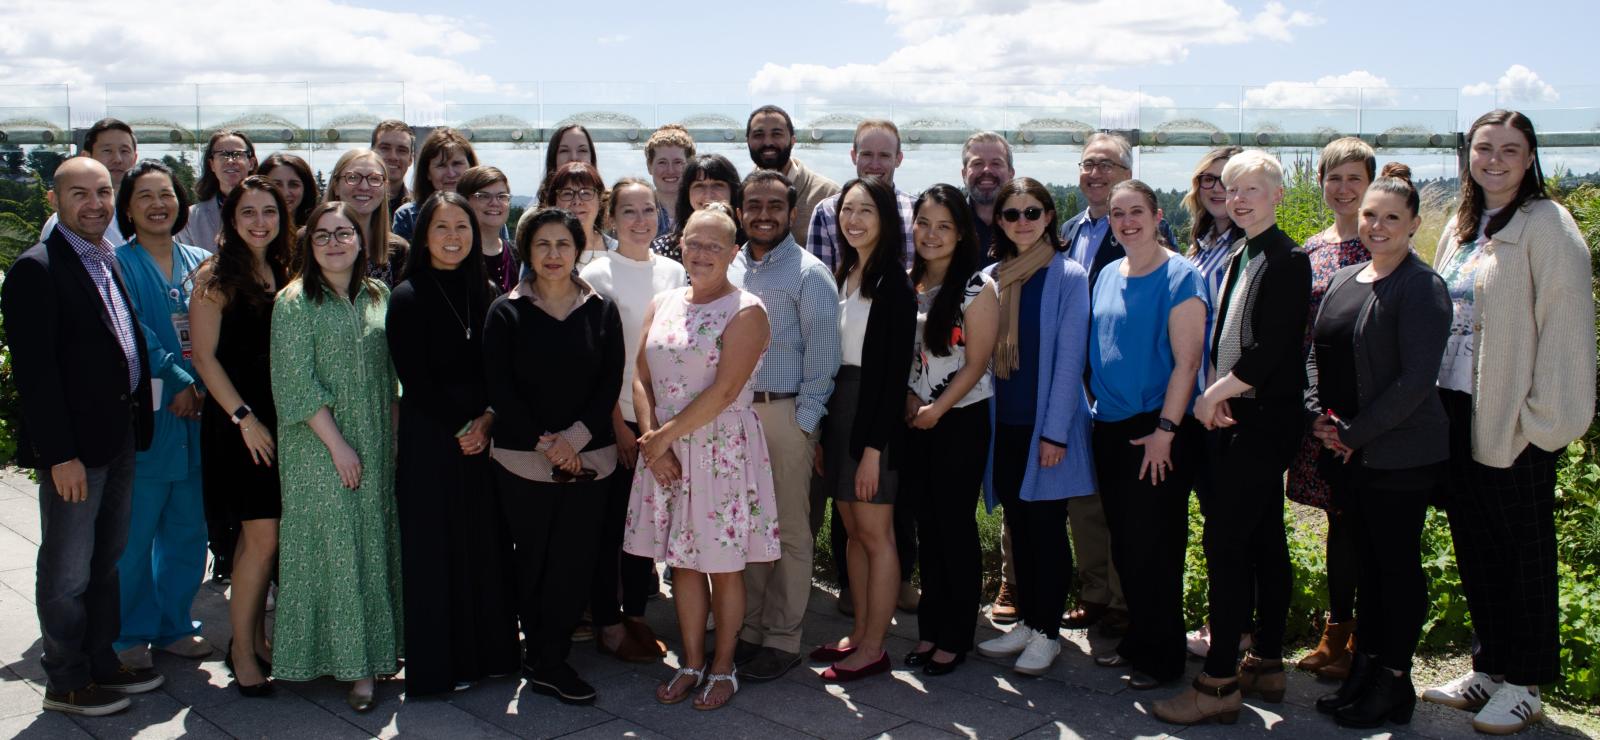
[37,435,135,693]
[115,472,206,650]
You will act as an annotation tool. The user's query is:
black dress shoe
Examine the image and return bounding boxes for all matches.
[1316,652,1374,715]
[734,639,763,666]
[922,652,966,676]
[904,648,935,667]
[1127,671,1162,690]
[1335,668,1416,729]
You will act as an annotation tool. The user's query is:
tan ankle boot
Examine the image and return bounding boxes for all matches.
[1152,675,1242,725]
[1238,652,1287,703]
[1297,618,1355,674]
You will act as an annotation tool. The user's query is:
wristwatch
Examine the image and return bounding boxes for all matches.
[230,404,252,425]
[1156,417,1179,433]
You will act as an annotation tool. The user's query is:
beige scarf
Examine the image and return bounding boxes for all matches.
[993,243,1056,379]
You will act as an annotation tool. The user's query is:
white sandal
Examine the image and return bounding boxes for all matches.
[694,670,739,711]
[657,665,705,705]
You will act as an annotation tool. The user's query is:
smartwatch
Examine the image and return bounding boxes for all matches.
[230,404,252,425]
[1156,417,1179,433]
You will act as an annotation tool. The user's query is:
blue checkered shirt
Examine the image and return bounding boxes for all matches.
[62,228,142,392]
[727,236,842,435]
[805,189,916,272]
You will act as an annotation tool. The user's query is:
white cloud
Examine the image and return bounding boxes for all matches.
[1462,64,1559,103]
[751,0,1320,104]
[1243,71,1392,109]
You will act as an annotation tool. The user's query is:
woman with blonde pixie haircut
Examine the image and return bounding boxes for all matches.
[323,148,407,286]
[1287,136,1377,680]
[1156,149,1311,726]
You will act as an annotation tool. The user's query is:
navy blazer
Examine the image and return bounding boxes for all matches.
[1059,209,1177,293]
[2,228,154,468]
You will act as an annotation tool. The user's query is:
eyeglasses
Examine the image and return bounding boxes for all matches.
[555,188,598,204]
[682,240,729,255]
[552,467,598,483]
[341,172,386,188]
[1197,173,1222,190]
[1079,159,1128,174]
[1000,207,1045,223]
[310,228,358,246]
[470,192,513,205]
[213,150,251,163]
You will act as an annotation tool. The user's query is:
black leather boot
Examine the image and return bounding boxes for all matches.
[1335,667,1416,729]
[1315,651,1373,715]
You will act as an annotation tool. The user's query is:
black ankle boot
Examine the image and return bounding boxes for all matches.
[1335,667,1415,729]
[1315,652,1374,714]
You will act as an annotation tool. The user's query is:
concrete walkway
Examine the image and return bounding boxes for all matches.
[0,467,1588,739]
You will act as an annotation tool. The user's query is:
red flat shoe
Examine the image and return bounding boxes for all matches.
[808,644,857,663]
[820,651,890,682]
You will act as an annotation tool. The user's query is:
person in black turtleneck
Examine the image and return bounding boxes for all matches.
[385,192,519,696]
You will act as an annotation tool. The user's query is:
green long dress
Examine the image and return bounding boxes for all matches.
[269,277,403,681]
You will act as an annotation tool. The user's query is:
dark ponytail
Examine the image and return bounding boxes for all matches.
[1369,162,1421,218]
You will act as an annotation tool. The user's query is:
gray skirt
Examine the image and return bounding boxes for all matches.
[822,365,897,505]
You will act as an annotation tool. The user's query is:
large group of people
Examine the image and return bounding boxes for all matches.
[3,105,1593,736]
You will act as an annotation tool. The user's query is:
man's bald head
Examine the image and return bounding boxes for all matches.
[49,158,116,243]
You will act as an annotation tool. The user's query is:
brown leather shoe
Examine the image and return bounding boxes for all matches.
[614,619,667,662]
[1297,618,1356,676]
[1063,601,1108,629]
[990,582,1019,625]
[1238,652,1287,703]
[1152,675,1242,725]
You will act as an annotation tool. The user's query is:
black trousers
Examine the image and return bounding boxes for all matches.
[590,422,657,626]
[993,423,1071,637]
[1326,501,1359,624]
[1333,463,1433,672]
[1438,389,1561,685]
[1201,401,1300,677]
[1095,412,1199,682]
[495,467,607,669]
[905,403,990,653]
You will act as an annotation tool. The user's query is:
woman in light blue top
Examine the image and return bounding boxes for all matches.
[112,160,215,664]
[1087,180,1208,691]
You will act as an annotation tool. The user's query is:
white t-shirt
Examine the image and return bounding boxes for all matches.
[580,249,688,422]
[839,285,871,367]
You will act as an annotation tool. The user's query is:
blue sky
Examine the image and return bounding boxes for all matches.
[2,0,1596,190]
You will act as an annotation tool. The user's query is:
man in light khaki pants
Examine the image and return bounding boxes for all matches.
[725,169,843,681]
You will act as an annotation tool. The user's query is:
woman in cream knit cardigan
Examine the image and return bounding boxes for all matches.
[1421,109,1595,736]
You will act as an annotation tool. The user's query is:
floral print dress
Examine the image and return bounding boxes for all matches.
[1286,233,1371,509]
[622,287,781,573]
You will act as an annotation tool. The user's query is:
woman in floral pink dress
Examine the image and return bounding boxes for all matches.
[623,205,778,711]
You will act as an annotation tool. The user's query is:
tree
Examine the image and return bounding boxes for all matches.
[25,150,68,188]
[314,169,327,194]
[163,153,198,197]
[1,146,23,178]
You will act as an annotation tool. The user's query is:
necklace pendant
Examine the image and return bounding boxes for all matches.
[465,328,472,340]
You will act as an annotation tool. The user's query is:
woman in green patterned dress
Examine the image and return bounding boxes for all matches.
[270,201,402,712]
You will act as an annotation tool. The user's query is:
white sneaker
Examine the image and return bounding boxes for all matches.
[1013,629,1061,676]
[976,625,1035,658]
[116,644,152,671]
[1422,669,1501,710]
[1472,683,1544,735]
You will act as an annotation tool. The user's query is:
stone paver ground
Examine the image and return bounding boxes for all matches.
[0,468,1590,739]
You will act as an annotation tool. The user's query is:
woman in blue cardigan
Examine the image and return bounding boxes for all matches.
[111,160,216,666]
[973,177,1095,677]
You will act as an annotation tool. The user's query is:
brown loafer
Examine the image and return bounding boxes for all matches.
[620,619,667,662]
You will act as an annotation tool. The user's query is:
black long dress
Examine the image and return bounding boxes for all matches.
[200,288,282,572]
[386,265,519,696]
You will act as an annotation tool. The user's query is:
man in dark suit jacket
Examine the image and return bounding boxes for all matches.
[2,158,162,716]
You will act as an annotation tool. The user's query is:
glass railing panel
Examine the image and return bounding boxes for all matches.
[1139,85,1241,145]
[0,84,72,147]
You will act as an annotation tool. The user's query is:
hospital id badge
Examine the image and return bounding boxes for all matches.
[172,313,194,360]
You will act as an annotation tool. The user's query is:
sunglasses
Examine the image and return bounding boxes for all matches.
[1000,207,1045,223]
[552,467,599,483]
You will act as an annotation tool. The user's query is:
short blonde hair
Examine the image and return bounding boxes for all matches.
[1221,150,1284,189]
[645,124,696,165]
[853,119,901,152]
[684,202,737,243]
[1317,136,1376,181]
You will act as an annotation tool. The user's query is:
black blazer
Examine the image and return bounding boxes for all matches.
[1304,254,1451,469]
[1,229,153,468]
[845,269,917,464]
[1208,224,1312,404]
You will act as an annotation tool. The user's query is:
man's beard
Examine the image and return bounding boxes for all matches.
[750,143,794,172]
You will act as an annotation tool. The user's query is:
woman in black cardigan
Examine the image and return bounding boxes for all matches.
[1304,164,1451,729]
[812,177,917,683]
[482,207,625,706]
[1157,150,1312,725]
[386,192,520,696]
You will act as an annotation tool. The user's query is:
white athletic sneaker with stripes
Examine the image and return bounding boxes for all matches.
[1421,669,1500,710]
[1472,683,1544,735]
[976,624,1035,658]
